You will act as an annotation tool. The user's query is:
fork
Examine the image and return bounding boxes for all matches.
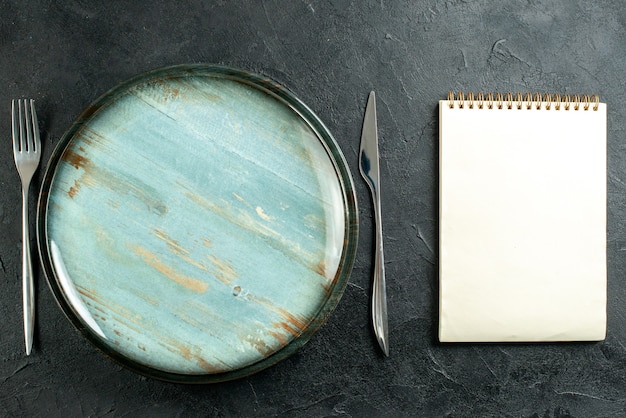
[12,99,42,356]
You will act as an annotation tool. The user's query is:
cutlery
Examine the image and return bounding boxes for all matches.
[359,91,389,356]
[12,99,42,356]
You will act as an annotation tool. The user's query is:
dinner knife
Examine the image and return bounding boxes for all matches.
[359,91,389,356]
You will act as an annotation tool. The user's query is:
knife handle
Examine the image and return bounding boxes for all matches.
[371,193,389,356]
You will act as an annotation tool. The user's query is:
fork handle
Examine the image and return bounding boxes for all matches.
[21,184,35,356]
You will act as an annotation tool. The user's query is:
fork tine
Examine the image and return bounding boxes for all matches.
[18,99,26,153]
[11,99,19,155]
[29,100,40,152]
[23,99,33,153]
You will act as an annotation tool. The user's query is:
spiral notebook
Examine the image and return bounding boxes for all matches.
[439,92,607,342]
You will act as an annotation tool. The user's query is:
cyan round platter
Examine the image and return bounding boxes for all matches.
[37,65,358,383]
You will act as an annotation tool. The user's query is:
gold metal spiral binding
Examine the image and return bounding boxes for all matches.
[533,93,542,110]
[486,93,494,109]
[582,94,590,111]
[591,94,600,111]
[563,94,571,110]
[573,94,580,111]
[495,93,503,109]
[524,92,532,110]
[543,93,552,110]
[446,91,600,111]
[554,94,561,110]
[467,92,474,109]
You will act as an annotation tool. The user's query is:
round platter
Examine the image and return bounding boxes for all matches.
[37,65,358,383]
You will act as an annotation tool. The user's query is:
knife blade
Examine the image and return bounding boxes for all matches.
[359,91,389,356]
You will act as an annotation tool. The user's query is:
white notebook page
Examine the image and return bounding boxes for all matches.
[438,97,607,342]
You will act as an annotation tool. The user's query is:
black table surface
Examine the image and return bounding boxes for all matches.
[1,1,625,416]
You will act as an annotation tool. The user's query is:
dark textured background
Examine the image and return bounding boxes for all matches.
[1,1,625,416]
